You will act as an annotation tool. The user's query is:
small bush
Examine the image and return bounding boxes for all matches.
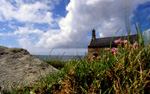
[45,60,66,69]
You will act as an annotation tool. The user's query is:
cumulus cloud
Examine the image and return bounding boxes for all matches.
[0,0,57,25]
[15,26,87,55]
[18,38,32,48]
[14,27,43,35]
[38,0,149,49]
[0,0,150,55]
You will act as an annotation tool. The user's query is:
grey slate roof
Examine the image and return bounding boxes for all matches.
[88,34,138,48]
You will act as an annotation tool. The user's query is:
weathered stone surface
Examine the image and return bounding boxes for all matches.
[88,48,104,57]
[0,46,58,90]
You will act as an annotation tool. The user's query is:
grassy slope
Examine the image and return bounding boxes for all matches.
[5,35,150,94]
[3,15,150,94]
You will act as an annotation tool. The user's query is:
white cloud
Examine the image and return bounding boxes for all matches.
[40,0,149,49]
[0,28,6,31]
[86,0,112,5]
[15,0,150,49]
[14,27,43,35]
[9,25,87,55]
[18,38,32,48]
[8,22,16,29]
[14,2,53,24]
[0,0,56,25]
[0,0,150,55]
[16,30,87,55]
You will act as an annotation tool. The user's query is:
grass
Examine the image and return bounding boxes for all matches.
[4,33,150,93]
[45,60,66,69]
[2,13,150,94]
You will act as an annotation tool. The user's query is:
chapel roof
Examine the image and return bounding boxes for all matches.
[88,34,138,48]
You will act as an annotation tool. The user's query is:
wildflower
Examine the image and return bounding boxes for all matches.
[103,55,107,58]
[121,40,128,44]
[114,39,121,44]
[104,48,110,51]
[96,56,100,61]
[111,47,118,53]
[130,44,133,48]
[114,52,121,55]
[129,42,138,49]
[133,42,137,47]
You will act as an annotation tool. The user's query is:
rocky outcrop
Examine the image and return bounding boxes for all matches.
[0,46,58,91]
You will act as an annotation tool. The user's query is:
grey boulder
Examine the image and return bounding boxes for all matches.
[0,46,58,91]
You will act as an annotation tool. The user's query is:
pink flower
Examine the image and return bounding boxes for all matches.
[111,47,118,53]
[116,52,121,55]
[103,55,107,58]
[121,40,128,44]
[133,42,137,47]
[104,48,110,51]
[130,44,133,48]
[114,39,121,44]
[114,52,121,56]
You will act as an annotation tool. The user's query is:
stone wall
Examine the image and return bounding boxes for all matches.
[88,48,105,57]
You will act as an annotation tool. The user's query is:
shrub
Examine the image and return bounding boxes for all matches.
[45,60,66,69]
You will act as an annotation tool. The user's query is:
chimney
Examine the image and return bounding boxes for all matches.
[92,29,96,40]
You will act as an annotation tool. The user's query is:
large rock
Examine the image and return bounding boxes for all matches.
[0,46,58,90]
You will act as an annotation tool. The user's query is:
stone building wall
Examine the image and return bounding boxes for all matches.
[88,48,105,57]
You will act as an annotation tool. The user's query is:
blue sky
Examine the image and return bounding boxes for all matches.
[0,0,150,55]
